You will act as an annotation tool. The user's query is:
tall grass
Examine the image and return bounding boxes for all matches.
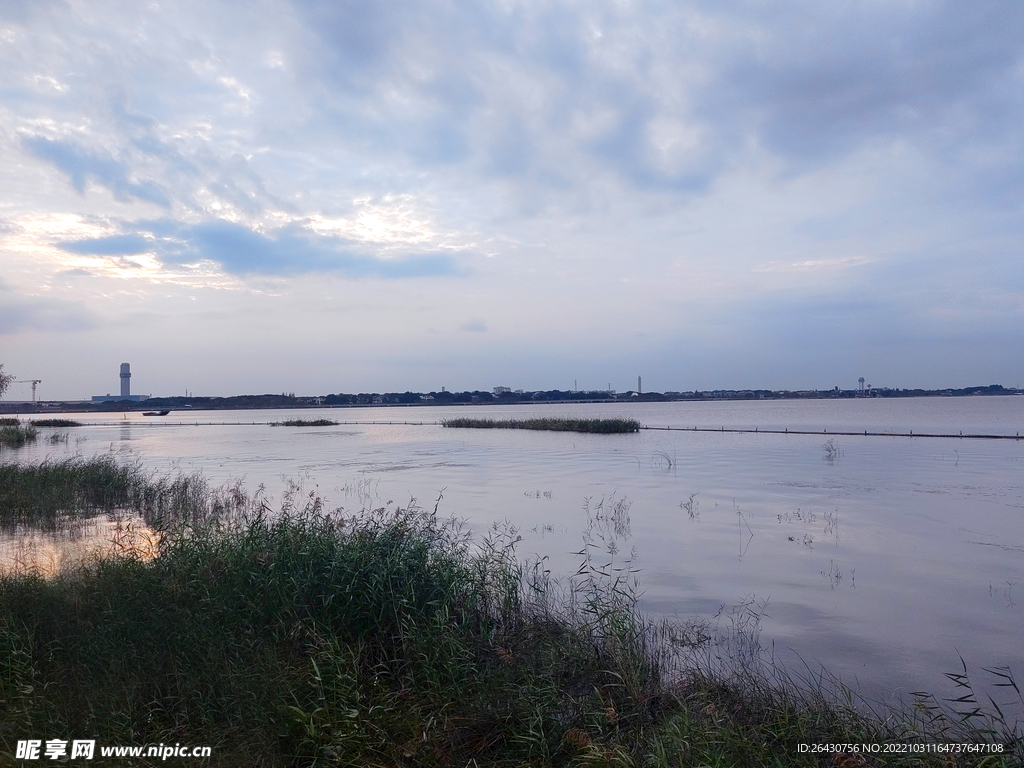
[0,423,37,448]
[0,460,1019,766]
[0,492,665,765]
[443,417,641,433]
[0,455,245,532]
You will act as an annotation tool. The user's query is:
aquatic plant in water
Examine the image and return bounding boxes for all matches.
[270,418,339,427]
[0,422,37,449]
[442,417,640,433]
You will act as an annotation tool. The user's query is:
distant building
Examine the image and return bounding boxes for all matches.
[493,386,511,395]
[92,362,150,402]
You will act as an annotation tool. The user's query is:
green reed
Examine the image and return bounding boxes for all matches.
[0,423,37,449]
[270,418,339,427]
[0,455,245,532]
[442,417,641,433]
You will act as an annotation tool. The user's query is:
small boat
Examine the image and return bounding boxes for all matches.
[142,410,170,416]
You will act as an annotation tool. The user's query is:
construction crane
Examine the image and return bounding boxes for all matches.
[15,380,42,402]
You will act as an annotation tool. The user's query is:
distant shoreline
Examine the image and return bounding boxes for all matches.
[2,385,1020,415]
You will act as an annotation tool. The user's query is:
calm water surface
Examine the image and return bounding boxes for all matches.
[6,397,1024,708]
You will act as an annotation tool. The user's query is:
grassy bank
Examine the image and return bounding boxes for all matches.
[30,418,82,427]
[0,459,1019,766]
[443,417,641,434]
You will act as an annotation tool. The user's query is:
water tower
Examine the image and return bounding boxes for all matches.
[120,363,131,398]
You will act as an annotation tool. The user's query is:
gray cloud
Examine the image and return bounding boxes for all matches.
[694,2,1024,169]
[60,234,150,256]
[0,279,97,335]
[0,0,62,23]
[61,220,460,278]
[14,2,1024,214]
[25,137,171,206]
[287,1,1024,198]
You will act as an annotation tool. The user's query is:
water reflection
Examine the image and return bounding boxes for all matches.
[0,516,158,577]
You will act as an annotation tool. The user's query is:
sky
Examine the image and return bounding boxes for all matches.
[1,0,1022,400]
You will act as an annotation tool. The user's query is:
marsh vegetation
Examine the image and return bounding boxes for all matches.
[271,418,340,427]
[443,417,641,434]
[0,457,1019,766]
[0,455,244,533]
[0,419,37,449]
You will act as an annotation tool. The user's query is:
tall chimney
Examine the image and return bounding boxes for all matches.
[120,363,131,398]
[638,375,642,394]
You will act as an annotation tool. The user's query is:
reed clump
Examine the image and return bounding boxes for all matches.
[270,418,339,427]
[0,455,245,533]
[443,417,641,434]
[0,461,1018,766]
[0,422,37,448]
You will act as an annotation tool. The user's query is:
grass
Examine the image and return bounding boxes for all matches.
[0,423,37,449]
[443,417,641,434]
[1,418,79,450]
[0,455,244,533]
[270,418,339,427]
[0,460,1020,766]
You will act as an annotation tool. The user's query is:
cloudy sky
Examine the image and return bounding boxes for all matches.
[1,0,1022,400]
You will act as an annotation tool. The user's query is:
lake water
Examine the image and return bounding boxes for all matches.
[5,396,1023,712]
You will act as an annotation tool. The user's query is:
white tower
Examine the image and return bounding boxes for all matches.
[120,363,131,398]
